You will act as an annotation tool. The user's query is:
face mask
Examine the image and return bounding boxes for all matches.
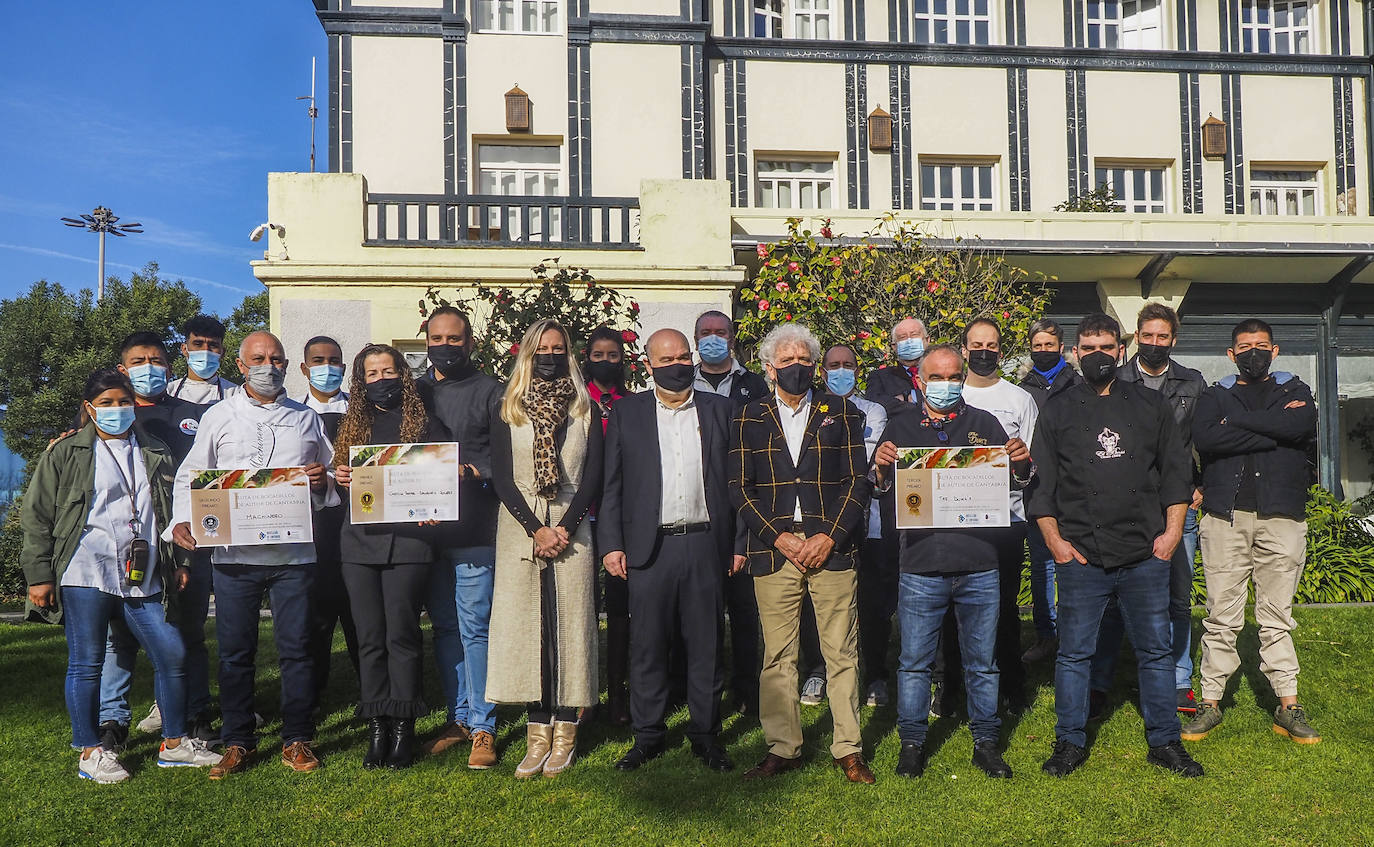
[773,362,814,396]
[1234,347,1273,381]
[428,344,470,378]
[1030,351,1063,373]
[127,363,168,398]
[89,404,135,436]
[1137,342,1172,369]
[309,364,345,394]
[895,337,925,363]
[698,334,731,365]
[244,363,286,398]
[1079,351,1119,387]
[586,360,623,387]
[824,367,857,396]
[967,349,1000,378]
[365,376,404,410]
[187,350,221,379]
[532,353,569,381]
[652,363,696,393]
[923,380,964,411]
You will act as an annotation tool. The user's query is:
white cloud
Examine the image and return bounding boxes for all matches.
[0,242,259,295]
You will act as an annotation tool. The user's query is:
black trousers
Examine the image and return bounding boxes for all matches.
[628,531,725,747]
[342,561,429,719]
[725,569,760,706]
[308,506,359,699]
[800,537,897,685]
[935,524,1029,699]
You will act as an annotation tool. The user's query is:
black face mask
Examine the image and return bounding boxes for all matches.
[585,360,623,387]
[773,362,814,396]
[967,349,1000,378]
[428,344,470,378]
[532,353,569,381]
[1079,351,1119,387]
[1234,347,1273,381]
[652,363,695,393]
[1030,351,1063,373]
[1137,342,1172,369]
[366,377,404,410]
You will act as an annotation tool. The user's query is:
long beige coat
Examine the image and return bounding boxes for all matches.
[486,413,598,708]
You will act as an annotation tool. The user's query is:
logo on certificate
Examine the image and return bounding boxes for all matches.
[200,515,220,538]
[360,491,375,513]
[905,492,923,517]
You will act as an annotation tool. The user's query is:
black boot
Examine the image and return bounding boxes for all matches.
[385,718,415,770]
[364,717,390,769]
[606,615,631,726]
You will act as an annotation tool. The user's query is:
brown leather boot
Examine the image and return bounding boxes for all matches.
[468,730,498,770]
[542,721,578,777]
[514,722,554,779]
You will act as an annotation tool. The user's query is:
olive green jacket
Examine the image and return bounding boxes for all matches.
[21,424,186,625]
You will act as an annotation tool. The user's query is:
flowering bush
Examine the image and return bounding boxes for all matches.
[418,260,647,388]
[737,215,1053,383]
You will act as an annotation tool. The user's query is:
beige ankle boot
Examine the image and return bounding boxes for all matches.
[514,722,554,779]
[542,721,578,777]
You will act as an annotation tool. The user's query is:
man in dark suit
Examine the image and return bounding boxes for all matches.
[600,329,740,773]
[864,317,929,412]
[730,323,874,784]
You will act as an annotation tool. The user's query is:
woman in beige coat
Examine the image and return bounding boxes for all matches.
[487,318,603,778]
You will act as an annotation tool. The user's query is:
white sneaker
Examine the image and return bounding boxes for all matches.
[800,676,826,706]
[157,736,223,768]
[136,704,162,734]
[78,748,130,784]
[865,679,890,708]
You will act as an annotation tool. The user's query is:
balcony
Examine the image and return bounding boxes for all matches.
[364,193,642,249]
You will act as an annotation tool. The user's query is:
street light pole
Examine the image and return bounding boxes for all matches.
[60,206,142,302]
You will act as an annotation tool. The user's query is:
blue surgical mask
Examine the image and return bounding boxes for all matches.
[923,379,963,411]
[309,364,345,394]
[89,404,135,436]
[698,334,731,365]
[127,363,168,398]
[187,350,221,379]
[895,337,925,363]
[824,367,857,397]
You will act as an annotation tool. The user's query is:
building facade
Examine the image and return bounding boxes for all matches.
[257,0,1374,496]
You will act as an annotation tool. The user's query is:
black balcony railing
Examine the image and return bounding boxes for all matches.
[364,193,642,248]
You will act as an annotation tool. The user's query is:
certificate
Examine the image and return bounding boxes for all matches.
[190,467,315,546]
[349,442,461,525]
[893,446,1011,530]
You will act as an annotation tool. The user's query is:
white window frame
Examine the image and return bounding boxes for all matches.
[911,0,993,45]
[755,158,837,209]
[918,160,998,212]
[473,0,562,35]
[1249,169,1323,216]
[751,0,835,39]
[1085,0,1164,49]
[476,143,564,240]
[1240,0,1313,54]
[1094,162,1169,213]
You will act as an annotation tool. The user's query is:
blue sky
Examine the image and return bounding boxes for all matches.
[0,2,327,317]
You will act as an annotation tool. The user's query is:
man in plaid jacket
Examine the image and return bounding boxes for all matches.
[729,323,874,784]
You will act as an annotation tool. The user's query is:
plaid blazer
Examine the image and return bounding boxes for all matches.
[729,392,871,575]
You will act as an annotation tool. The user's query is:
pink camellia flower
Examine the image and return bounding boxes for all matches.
[831,257,843,266]
[785,313,793,321]
[859,330,871,339]
[1002,311,1010,319]
[631,301,640,312]
[821,226,834,239]
[621,329,638,343]
[759,299,770,311]
[419,319,428,334]
[926,279,940,293]
[509,343,520,355]
[756,243,768,258]
[775,281,789,292]
[788,262,800,272]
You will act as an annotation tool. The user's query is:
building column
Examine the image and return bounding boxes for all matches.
[1095,277,1192,343]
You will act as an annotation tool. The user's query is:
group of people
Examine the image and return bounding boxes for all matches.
[21,301,1321,786]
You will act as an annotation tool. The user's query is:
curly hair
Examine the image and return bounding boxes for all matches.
[331,344,429,468]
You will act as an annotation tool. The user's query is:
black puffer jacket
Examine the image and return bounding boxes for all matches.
[1020,362,1081,410]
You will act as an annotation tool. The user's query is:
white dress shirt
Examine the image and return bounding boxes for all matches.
[168,389,338,566]
[838,393,888,539]
[62,434,159,597]
[167,375,240,405]
[775,389,813,522]
[656,391,710,526]
[299,390,350,415]
[961,378,1039,522]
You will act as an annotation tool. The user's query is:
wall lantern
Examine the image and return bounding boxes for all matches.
[505,84,531,133]
[868,106,893,151]
[1201,113,1227,160]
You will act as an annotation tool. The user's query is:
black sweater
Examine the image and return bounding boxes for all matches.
[417,366,505,548]
[491,412,604,538]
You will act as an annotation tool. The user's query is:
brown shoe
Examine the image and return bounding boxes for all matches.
[281,741,321,772]
[834,752,876,784]
[743,752,804,779]
[209,745,250,780]
[468,730,498,770]
[421,721,472,756]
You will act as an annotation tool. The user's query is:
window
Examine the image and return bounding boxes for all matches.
[1094,164,1168,213]
[756,160,836,208]
[1085,0,1163,49]
[912,0,991,45]
[1249,170,1321,215]
[752,0,832,38]
[474,0,560,34]
[919,161,996,211]
[753,0,784,36]
[477,144,562,239]
[1240,1,1311,54]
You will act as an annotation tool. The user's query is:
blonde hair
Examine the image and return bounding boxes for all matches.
[501,318,591,426]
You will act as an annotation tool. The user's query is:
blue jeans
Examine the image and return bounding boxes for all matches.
[99,550,213,725]
[427,546,496,734]
[1056,557,1178,749]
[62,587,186,748]
[1025,523,1058,639]
[896,570,1001,746]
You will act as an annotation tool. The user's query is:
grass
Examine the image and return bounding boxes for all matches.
[2,608,1372,847]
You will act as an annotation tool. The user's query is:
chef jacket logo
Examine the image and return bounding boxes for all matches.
[967,431,988,446]
[179,419,199,435]
[1095,428,1124,459]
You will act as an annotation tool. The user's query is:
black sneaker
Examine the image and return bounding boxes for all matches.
[189,711,220,744]
[98,720,128,753]
[894,741,926,778]
[1147,741,1204,777]
[1041,739,1088,778]
[1087,689,1107,723]
[972,741,1012,778]
[929,685,955,719]
[1176,689,1199,715]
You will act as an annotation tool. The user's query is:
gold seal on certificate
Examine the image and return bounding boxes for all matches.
[189,467,315,546]
[894,446,1011,530]
[349,442,461,525]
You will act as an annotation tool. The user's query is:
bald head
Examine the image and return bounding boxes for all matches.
[918,345,964,379]
[238,330,285,365]
[647,328,691,363]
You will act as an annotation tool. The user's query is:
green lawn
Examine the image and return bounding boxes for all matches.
[2,608,1372,847]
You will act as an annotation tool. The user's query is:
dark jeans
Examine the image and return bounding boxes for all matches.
[1055,556,1178,749]
[933,525,1028,701]
[725,569,761,708]
[801,537,896,685]
[343,561,429,719]
[214,563,316,749]
[308,548,359,700]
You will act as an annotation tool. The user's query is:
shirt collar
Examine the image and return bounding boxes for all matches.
[774,389,813,416]
[588,380,624,404]
[656,389,696,412]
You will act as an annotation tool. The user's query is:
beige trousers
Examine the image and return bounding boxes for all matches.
[1198,511,1306,700]
[754,563,861,760]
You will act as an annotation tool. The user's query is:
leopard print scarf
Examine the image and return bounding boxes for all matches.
[524,376,577,498]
